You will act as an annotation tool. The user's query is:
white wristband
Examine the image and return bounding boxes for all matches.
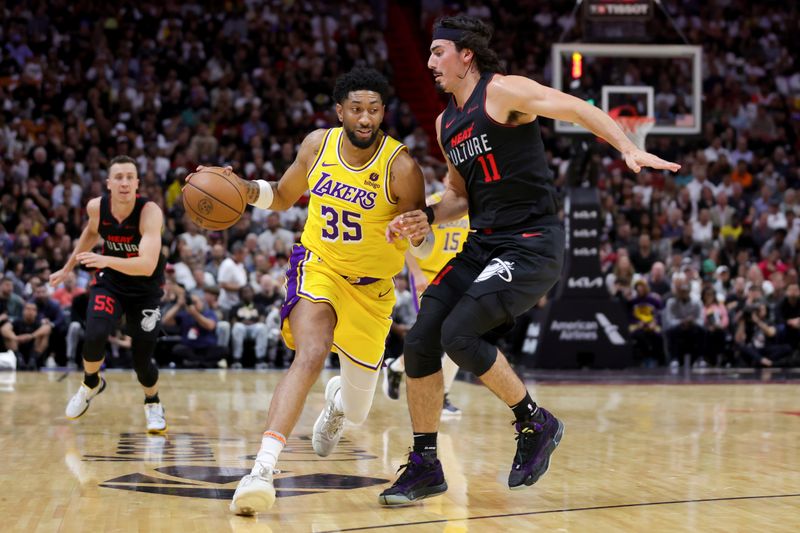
[252,180,274,209]
[408,232,435,259]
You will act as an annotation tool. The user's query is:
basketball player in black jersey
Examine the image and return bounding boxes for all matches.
[379,15,680,505]
[50,155,168,433]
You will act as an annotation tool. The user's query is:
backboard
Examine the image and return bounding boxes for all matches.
[551,43,702,136]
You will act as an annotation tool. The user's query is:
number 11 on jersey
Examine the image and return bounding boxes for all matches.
[477,153,501,182]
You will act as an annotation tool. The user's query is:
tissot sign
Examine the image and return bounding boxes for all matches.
[584,0,654,20]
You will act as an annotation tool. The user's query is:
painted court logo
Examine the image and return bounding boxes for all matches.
[476,258,515,282]
[92,433,386,501]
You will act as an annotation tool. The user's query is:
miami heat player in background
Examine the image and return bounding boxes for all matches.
[380,15,680,505]
[50,155,168,433]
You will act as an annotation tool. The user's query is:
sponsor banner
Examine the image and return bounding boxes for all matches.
[561,187,605,299]
[584,0,654,21]
[519,299,632,369]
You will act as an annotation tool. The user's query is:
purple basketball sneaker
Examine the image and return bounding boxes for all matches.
[508,407,564,489]
[378,451,448,506]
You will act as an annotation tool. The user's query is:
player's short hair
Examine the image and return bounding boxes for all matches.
[333,67,389,105]
[433,15,504,74]
[108,155,138,172]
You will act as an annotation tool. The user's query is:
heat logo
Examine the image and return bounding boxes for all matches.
[475,258,515,282]
[450,123,476,148]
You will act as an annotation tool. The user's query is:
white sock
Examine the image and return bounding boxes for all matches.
[389,357,405,373]
[252,430,286,474]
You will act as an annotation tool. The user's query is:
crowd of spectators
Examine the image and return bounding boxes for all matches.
[1,1,799,371]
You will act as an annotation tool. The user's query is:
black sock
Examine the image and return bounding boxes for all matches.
[412,432,437,456]
[510,392,542,423]
[83,372,100,389]
[144,393,160,404]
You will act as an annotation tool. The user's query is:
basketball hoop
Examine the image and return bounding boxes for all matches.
[608,105,655,150]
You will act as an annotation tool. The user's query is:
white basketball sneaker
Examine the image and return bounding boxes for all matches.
[312,376,345,457]
[230,466,276,515]
[144,403,167,434]
[65,378,106,419]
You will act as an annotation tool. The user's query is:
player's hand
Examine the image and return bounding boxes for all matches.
[386,210,430,243]
[49,267,70,287]
[188,165,234,185]
[76,252,110,270]
[622,149,681,173]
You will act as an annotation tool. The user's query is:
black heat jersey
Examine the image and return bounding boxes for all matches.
[95,194,165,297]
[440,72,559,229]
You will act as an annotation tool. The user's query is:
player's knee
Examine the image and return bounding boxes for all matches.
[292,342,330,374]
[232,322,245,337]
[82,328,109,362]
[441,315,497,376]
[135,360,159,388]
[404,324,443,378]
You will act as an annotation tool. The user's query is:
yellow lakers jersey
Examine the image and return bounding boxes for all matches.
[417,191,470,278]
[301,128,408,279]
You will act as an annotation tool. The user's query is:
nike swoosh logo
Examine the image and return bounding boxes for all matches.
[467,105,478,114]
[321,162,337,167]
[522,232,542,238]
[101,221,112,226]
[445,118,456,128]
[379,288,392,298]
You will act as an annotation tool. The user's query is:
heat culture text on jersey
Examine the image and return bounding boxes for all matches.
[96,194,165,297]
[445,122,493,166]
[104,236,139,255]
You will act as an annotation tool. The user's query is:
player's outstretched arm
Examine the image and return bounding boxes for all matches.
[49,198,101,287]
[387,116,469,248]
[489,75,681,174]
[385,150,427,242]
[201,129,327,212]
[76,202,164,276]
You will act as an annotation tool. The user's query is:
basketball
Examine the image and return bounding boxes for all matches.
[182,167,246,230]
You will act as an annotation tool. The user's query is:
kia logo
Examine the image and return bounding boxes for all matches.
[567,276,603,288]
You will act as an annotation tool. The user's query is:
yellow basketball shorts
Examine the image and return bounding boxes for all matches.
[281,244,395,371]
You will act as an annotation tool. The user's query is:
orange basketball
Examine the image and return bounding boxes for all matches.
[182,167,246,230]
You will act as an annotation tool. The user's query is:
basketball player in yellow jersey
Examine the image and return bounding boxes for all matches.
[217,67,432,516]
[384,186,470,417]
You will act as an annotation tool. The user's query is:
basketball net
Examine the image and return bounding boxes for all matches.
[608,105,655,150]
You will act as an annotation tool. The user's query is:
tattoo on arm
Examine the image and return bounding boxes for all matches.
[244,181,260,203]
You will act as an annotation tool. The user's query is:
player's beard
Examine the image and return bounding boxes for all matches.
[345,125,379,149]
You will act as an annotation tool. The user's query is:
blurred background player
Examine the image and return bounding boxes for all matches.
[222,67,431,515]
[383,180,470,418]
[50,155,168,433]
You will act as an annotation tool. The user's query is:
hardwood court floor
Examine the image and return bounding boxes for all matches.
[1,369,799,532]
